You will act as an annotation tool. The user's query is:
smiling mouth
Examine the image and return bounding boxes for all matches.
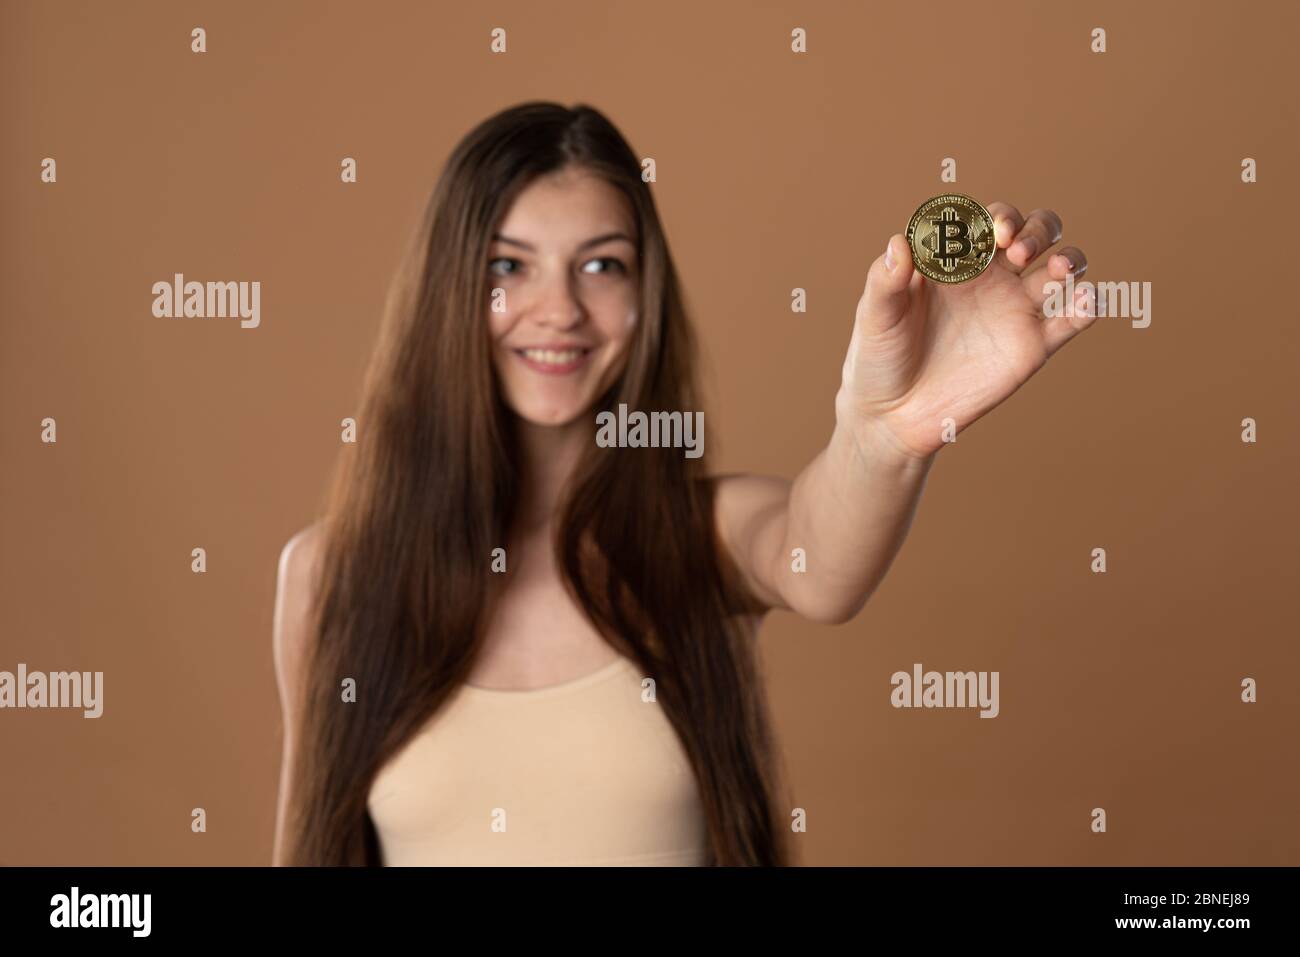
[513,347,593,374]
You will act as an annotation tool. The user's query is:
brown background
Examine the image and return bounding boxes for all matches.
[2,0,1296,866]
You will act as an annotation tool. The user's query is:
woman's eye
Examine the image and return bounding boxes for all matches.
[582,257,626,275]
[487,257,520,277]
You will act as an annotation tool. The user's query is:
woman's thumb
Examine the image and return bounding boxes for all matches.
[855,233,914,335]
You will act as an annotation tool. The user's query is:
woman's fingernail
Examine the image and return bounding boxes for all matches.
[884,238,896,271]
[1016,237,1039,259]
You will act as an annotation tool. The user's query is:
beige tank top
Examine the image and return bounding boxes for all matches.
[366,654,710,866]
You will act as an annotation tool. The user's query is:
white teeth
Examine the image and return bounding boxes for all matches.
[521,348,582,365]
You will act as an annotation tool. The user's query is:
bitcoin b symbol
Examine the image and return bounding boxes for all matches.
[927,206,972,273]
[905,193,995,284]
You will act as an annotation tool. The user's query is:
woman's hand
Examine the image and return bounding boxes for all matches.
[838,202,1096,463]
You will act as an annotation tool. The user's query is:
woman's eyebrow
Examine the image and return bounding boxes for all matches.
[491,231,636,252]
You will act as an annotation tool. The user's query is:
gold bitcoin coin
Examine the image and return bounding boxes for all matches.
[905,193,997,284]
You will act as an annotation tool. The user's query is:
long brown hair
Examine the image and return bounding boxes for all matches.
[284,101,789,866]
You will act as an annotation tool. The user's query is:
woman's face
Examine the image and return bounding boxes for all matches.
[486,166,640,427]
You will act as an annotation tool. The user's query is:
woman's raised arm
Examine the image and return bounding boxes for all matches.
[715,203,1094,624]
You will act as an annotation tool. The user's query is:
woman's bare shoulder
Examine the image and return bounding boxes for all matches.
[273,522,326,693]
[704,473,791,615]
[271,521,326,865]
[708,473,791,551]
[278,522,325,579]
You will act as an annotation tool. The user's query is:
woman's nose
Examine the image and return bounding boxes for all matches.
[532,276,584,329]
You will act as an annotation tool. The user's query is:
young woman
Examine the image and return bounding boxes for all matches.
[272,101,1094,867]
